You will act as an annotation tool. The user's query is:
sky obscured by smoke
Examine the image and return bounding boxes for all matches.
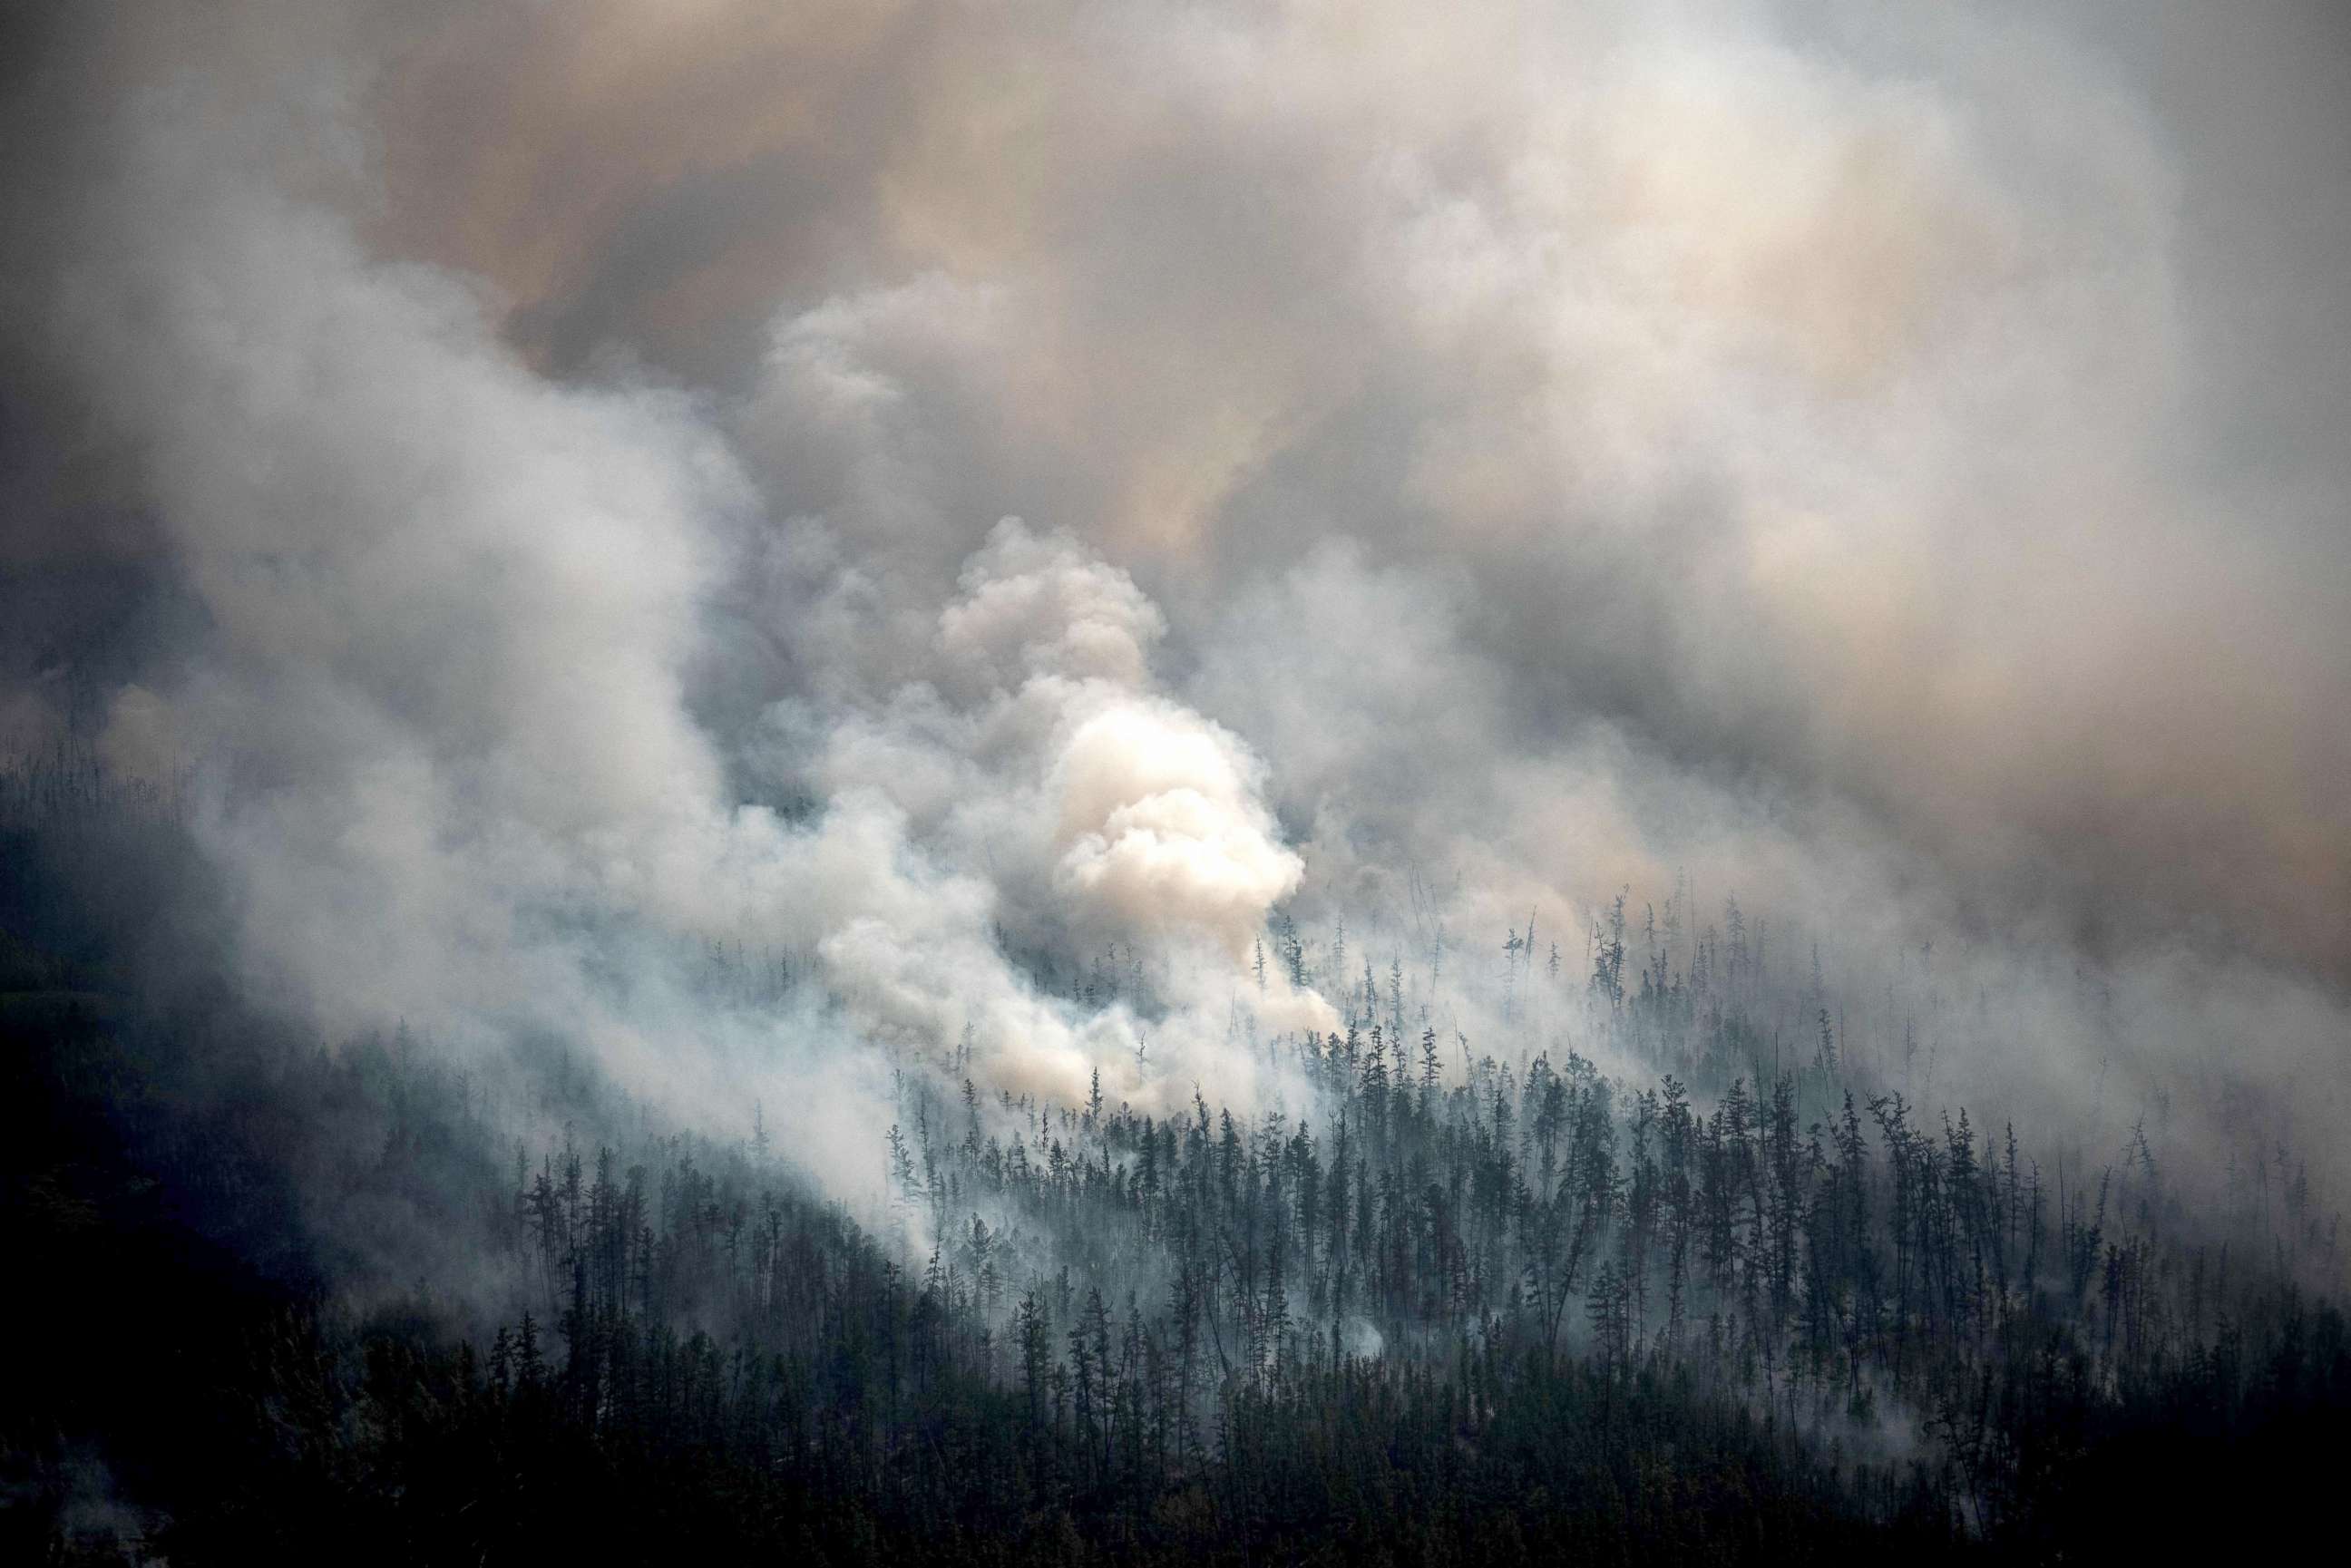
[3,1,2346,1188]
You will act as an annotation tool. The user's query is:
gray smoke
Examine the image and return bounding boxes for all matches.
[3,0,2346,1211]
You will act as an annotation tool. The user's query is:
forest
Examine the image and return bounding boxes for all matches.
[8,3,2351,1562]
[7,750,2345,1564]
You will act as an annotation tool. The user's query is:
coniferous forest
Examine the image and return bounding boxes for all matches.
[7,755,2346,1563]
[8,4,2351,1563]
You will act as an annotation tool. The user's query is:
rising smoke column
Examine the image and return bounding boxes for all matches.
[1,0,2346,1198]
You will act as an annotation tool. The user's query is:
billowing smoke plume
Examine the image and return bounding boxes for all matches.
[779,516,1329,1115]
[3,0,2347,1207]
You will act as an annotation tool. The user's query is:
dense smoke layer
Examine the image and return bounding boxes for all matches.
[3,1,2346,1209]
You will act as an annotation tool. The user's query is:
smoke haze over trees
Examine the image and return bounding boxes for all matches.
[3,1,2348,1561]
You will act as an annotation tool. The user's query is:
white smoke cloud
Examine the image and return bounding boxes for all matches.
[786,515,1328,1106]
[1052,700,1302,949]
[10,45,1326,1213]
[5,0,2346,1213]
[939,518,1166,690]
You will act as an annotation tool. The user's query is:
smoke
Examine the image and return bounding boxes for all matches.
[780,516,1326,1115]
[3,0,2347,1213]
[929,521,1304,955]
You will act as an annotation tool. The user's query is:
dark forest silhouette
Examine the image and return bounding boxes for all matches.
[5,752,2346,1564]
